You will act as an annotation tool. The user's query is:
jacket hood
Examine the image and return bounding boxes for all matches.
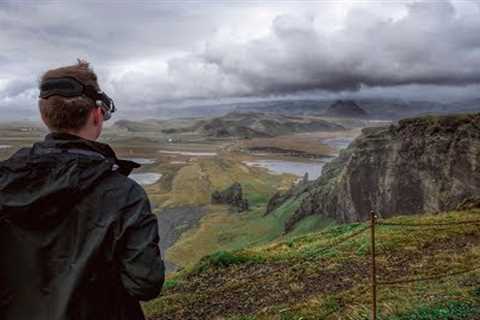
[0,133,140,228]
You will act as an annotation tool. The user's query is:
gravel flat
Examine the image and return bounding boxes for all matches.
[156,206,208,272]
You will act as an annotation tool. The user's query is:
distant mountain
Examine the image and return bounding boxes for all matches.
[151,104,236,119]
[450,98,480,113]
[197,112,345,138]
[114,96,480,122]
[143,99,332,120]
[233,100,331,115]
[113,120,165,132]
[324,100,368,118]
[112,112,345,138]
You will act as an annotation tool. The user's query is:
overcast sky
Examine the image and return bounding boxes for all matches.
[1,0,480,119]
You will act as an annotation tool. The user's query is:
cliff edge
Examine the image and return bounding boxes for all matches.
[286,113,480,229]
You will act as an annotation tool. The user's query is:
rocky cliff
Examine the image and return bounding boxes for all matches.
[285,113,480,230]
[211,182,249,212]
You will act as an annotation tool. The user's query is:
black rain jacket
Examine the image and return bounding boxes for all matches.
[0,133,165,320]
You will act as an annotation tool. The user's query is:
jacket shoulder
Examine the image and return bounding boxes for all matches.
[93,172,151,220]
[101,172,147,200]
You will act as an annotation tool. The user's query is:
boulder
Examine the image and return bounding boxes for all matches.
[211,182,249,212]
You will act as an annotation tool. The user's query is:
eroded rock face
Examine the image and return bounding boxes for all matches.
[265,191,291,215]
[265,173,312,216]
[211,182,249,212]
[286,113,480,229]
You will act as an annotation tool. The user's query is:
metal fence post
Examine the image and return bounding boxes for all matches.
[370,210,378,320]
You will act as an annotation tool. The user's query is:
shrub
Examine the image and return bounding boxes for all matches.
[192,250,265,274]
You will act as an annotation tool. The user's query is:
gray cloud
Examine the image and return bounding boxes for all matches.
[197,1,480,95]
[1,0,480,118]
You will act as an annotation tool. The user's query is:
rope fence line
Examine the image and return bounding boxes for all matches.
[378,220,480,227]
[368,210,480,319]
[379,225,480,232]
[315,226,369,254]
[381,279,480,290]
[378,265,480,286]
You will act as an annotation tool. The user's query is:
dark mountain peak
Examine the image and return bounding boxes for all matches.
[324,100,368,118]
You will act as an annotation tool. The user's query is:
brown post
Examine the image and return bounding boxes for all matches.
[370,210,377,320]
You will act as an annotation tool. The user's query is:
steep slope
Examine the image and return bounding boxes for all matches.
[286,113,480,227]
[146,156,299,271]
[144,209,480,320]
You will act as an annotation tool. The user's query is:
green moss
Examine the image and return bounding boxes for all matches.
[387,301,480,320]
[146,210,480,319]
[323,223,363,237]
[163,279,178,289]
[287,215,335,238]
[192,250,265,274]
[272,197,303,224]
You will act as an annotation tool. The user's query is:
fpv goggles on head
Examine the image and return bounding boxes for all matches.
[39,76,116,121]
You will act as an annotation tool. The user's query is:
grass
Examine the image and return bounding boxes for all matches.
[144,209,480,320]
[191,250,266,274]
[164,191,331,268]
[157,157,295,208]
[158,156,331,269]
[0,124,337,277]
[387,301,480,320]
[165,203,294,268]
[286,215,336,238]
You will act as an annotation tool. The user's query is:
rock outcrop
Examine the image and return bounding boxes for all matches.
[265,174,311,216]
[324,100,368,118]
[211,182,249,212]
[285,113,480,230]
[265,191,291,215]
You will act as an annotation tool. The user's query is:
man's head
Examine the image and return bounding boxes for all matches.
[38,60,115,141]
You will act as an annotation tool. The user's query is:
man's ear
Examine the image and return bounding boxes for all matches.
[40,112,49,127]
[92,107,102,125]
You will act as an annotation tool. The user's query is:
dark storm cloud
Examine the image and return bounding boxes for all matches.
[195,1,480,96]
[1,0,480,117]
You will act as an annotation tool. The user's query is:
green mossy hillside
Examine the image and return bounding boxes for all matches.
[144,209,480,320]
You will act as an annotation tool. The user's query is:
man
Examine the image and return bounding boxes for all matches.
[0,60,165,320]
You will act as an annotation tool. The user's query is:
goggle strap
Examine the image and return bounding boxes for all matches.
[39,77,116,115]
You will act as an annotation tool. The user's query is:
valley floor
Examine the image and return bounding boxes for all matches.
[8,120,479,319]
[0,123,358,274]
